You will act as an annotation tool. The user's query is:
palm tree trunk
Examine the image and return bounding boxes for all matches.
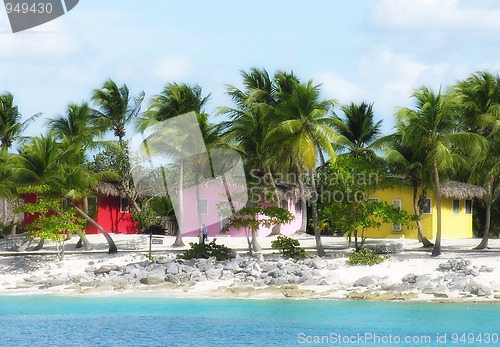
[413,184,433,247]
[309,169,325,257]
[475,178,493,249]
[172,159,185,247]
[431,159,442,257]
[195,171,204,244]
[295,164,307,234]
[71,202,117,253]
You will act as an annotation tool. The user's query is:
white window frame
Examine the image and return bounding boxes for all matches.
[392,199,402,231]
[452,199,460,215]
[367,198,380,202]
[464,199,473,215]
[422,198,432,214]
[197,198,208,215]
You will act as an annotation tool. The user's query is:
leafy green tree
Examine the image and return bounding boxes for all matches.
[451,71,500,249]
[333,102,382,158]
[16,185,86,260]
[222,205,293,255]
[397,86,487,256]
[318,156,415,251]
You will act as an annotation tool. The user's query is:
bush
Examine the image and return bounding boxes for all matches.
[347,247,389,266]
[271,236,309,259]
[178,239,235,261]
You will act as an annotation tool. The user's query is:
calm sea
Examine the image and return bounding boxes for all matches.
[0,296,498,347]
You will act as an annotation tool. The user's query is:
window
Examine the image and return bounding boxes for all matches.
[197,198,208,214]
[367,198,380,202]
[280,200,288,210]
[422,198,431,214]
[294,201,302,214]
[452,199,460,214]
[87,197,98,217]
[392,199,402,231]
[465,199,473,215]
[120,197,130,213]
[61,198,69,211]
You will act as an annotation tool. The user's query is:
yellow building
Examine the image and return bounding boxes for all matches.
[364,181,485,240]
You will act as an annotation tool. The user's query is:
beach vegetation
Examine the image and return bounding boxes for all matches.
[347,247,389,266]
[271,235,309,259]
[178,238,235,261]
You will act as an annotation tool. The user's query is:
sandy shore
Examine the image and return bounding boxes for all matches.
[0,234,499,302]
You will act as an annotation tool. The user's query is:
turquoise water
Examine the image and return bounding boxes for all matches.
[0,297,498,347]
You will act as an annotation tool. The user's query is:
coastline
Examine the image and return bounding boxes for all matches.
[1,235,499,303]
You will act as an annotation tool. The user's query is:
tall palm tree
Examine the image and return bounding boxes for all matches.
[273,80,337,257]
[451,71,500,249]
[92,79,144,145]
[333,102,382,158]
[0,92,40,153]
[13,136,112,252]
[138,83,211,247]
[376,127,434,247]
[398,86,487,257]
[48,102,102,148]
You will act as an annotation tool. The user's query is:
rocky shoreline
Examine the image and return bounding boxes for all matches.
[2,251,499,302]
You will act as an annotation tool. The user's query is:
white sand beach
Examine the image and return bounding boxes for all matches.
[0,234,499,302]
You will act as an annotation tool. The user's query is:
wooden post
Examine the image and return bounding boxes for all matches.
[149,233,153,260]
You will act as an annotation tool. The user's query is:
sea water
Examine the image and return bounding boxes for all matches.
[0,296,498,347]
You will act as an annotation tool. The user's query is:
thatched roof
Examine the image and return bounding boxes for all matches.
[440,181,486,199]
[250,181,312,201]
[95,182,128,198]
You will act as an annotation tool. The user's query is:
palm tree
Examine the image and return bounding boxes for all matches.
[273,80,337,257]
[138,83,211,247]
[48,102,102,148]
[397,86,487,256]
[376,127,434,247]
[451,71,500,249]
[0,92,40,153]
[92,79,144,145]
[13,136,113,252]
[333,102,382,158]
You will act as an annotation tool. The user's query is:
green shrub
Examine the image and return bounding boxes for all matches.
[271,235,309,259]
[178,239,235,261]
[347,247,388,266]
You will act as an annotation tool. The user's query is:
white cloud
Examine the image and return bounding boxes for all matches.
[152,54,196,82]
[313,71,361,104]
[0,12,79,60]
[370,0,500,33]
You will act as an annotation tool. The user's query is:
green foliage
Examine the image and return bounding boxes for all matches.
[347,247,389,266]
[178,239,235,261]
[271,235,309,259]
[15,185,86,242]
[318,156,416,250]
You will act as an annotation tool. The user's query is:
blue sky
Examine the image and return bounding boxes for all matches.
[1,0,500,139]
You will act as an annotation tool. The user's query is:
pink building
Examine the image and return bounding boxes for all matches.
[179,182,303,238]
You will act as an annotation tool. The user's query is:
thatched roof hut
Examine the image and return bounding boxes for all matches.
[440,181,486,200]
[94,182,128,198]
